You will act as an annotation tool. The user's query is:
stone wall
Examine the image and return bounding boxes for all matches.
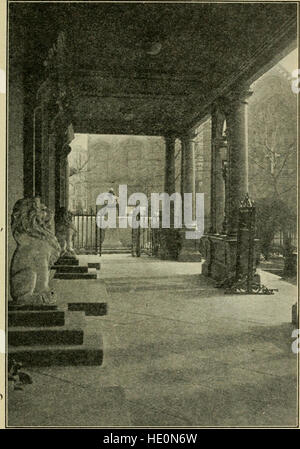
[8,24,25,278]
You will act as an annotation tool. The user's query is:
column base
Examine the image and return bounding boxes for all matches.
[200,234,237,282]
[159,228,181,260]
[177,229,201,262]
[200,234,269,294]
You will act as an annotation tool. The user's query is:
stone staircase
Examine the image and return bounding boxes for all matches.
[8,304,103,367]
[52,257,100,280]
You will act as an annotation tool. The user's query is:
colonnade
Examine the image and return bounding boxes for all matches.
[162,87,252,279]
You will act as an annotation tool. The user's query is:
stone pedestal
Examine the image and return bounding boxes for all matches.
[200,232,260,284]
[177,227,201,262]
[200,234,237,282]
[159,228,181,260]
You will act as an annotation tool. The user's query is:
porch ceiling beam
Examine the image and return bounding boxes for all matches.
[184,14,297,131]
[70,79,201,98]
[76,94,191,99]
[72,120,181,137]
[74,70,207,83]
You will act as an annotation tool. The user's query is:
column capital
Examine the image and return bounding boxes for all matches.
[229,88,253,102]
[211,97,228,117]
[180,130,197,143]
[223,87,253,111]
[164,133,177,144]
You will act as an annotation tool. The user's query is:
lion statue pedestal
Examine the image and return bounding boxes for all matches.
[55,207,77,260]
[10,197,61,305]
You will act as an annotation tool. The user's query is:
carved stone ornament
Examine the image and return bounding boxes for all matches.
[240,192,255,209]
[55,207,77,258]
[10,197,61,305]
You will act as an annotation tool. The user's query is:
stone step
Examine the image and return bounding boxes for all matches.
[53,273,97,280]
[68,302,108,316]
[88,262,101,270]
[8,304,58,311]
[102,249,131,254]
[54,265,89,273]
[8,342,103,366]
[8,310,65,328]
[8,326,84,346]
[54,258,79,266]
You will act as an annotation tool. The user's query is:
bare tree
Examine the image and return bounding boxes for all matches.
[249,97,296,203]
[248,83,297,261]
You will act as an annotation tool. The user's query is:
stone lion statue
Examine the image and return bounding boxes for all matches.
[10,197,61,305]
[55,207,77,258]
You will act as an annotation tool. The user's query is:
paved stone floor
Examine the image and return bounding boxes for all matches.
[8,254,298,427]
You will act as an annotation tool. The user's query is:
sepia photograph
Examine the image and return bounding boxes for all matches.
[3,0,299,429]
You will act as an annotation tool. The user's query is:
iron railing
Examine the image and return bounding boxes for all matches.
[133,215,162,257]
[72,208,102,255]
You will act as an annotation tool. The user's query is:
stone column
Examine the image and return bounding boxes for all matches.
[215,143,226,234]
[164,135,176,195]
[63,125,74,210]
[53,124,73,215]
[33,106,42,198]
[48,133,57,213]
[8,42,25,290]
[59,144,71,209]
[210,103,226,234]
[41,101,50,205]
[225,89,252,235]
[180,139,185,200]
[222,160,229,234]
[178,132,200,261]
[64,159,70,210]
[160,134,178,259]
[40,113,57,212]
[39,93,57,212]
[181,133,196,221]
